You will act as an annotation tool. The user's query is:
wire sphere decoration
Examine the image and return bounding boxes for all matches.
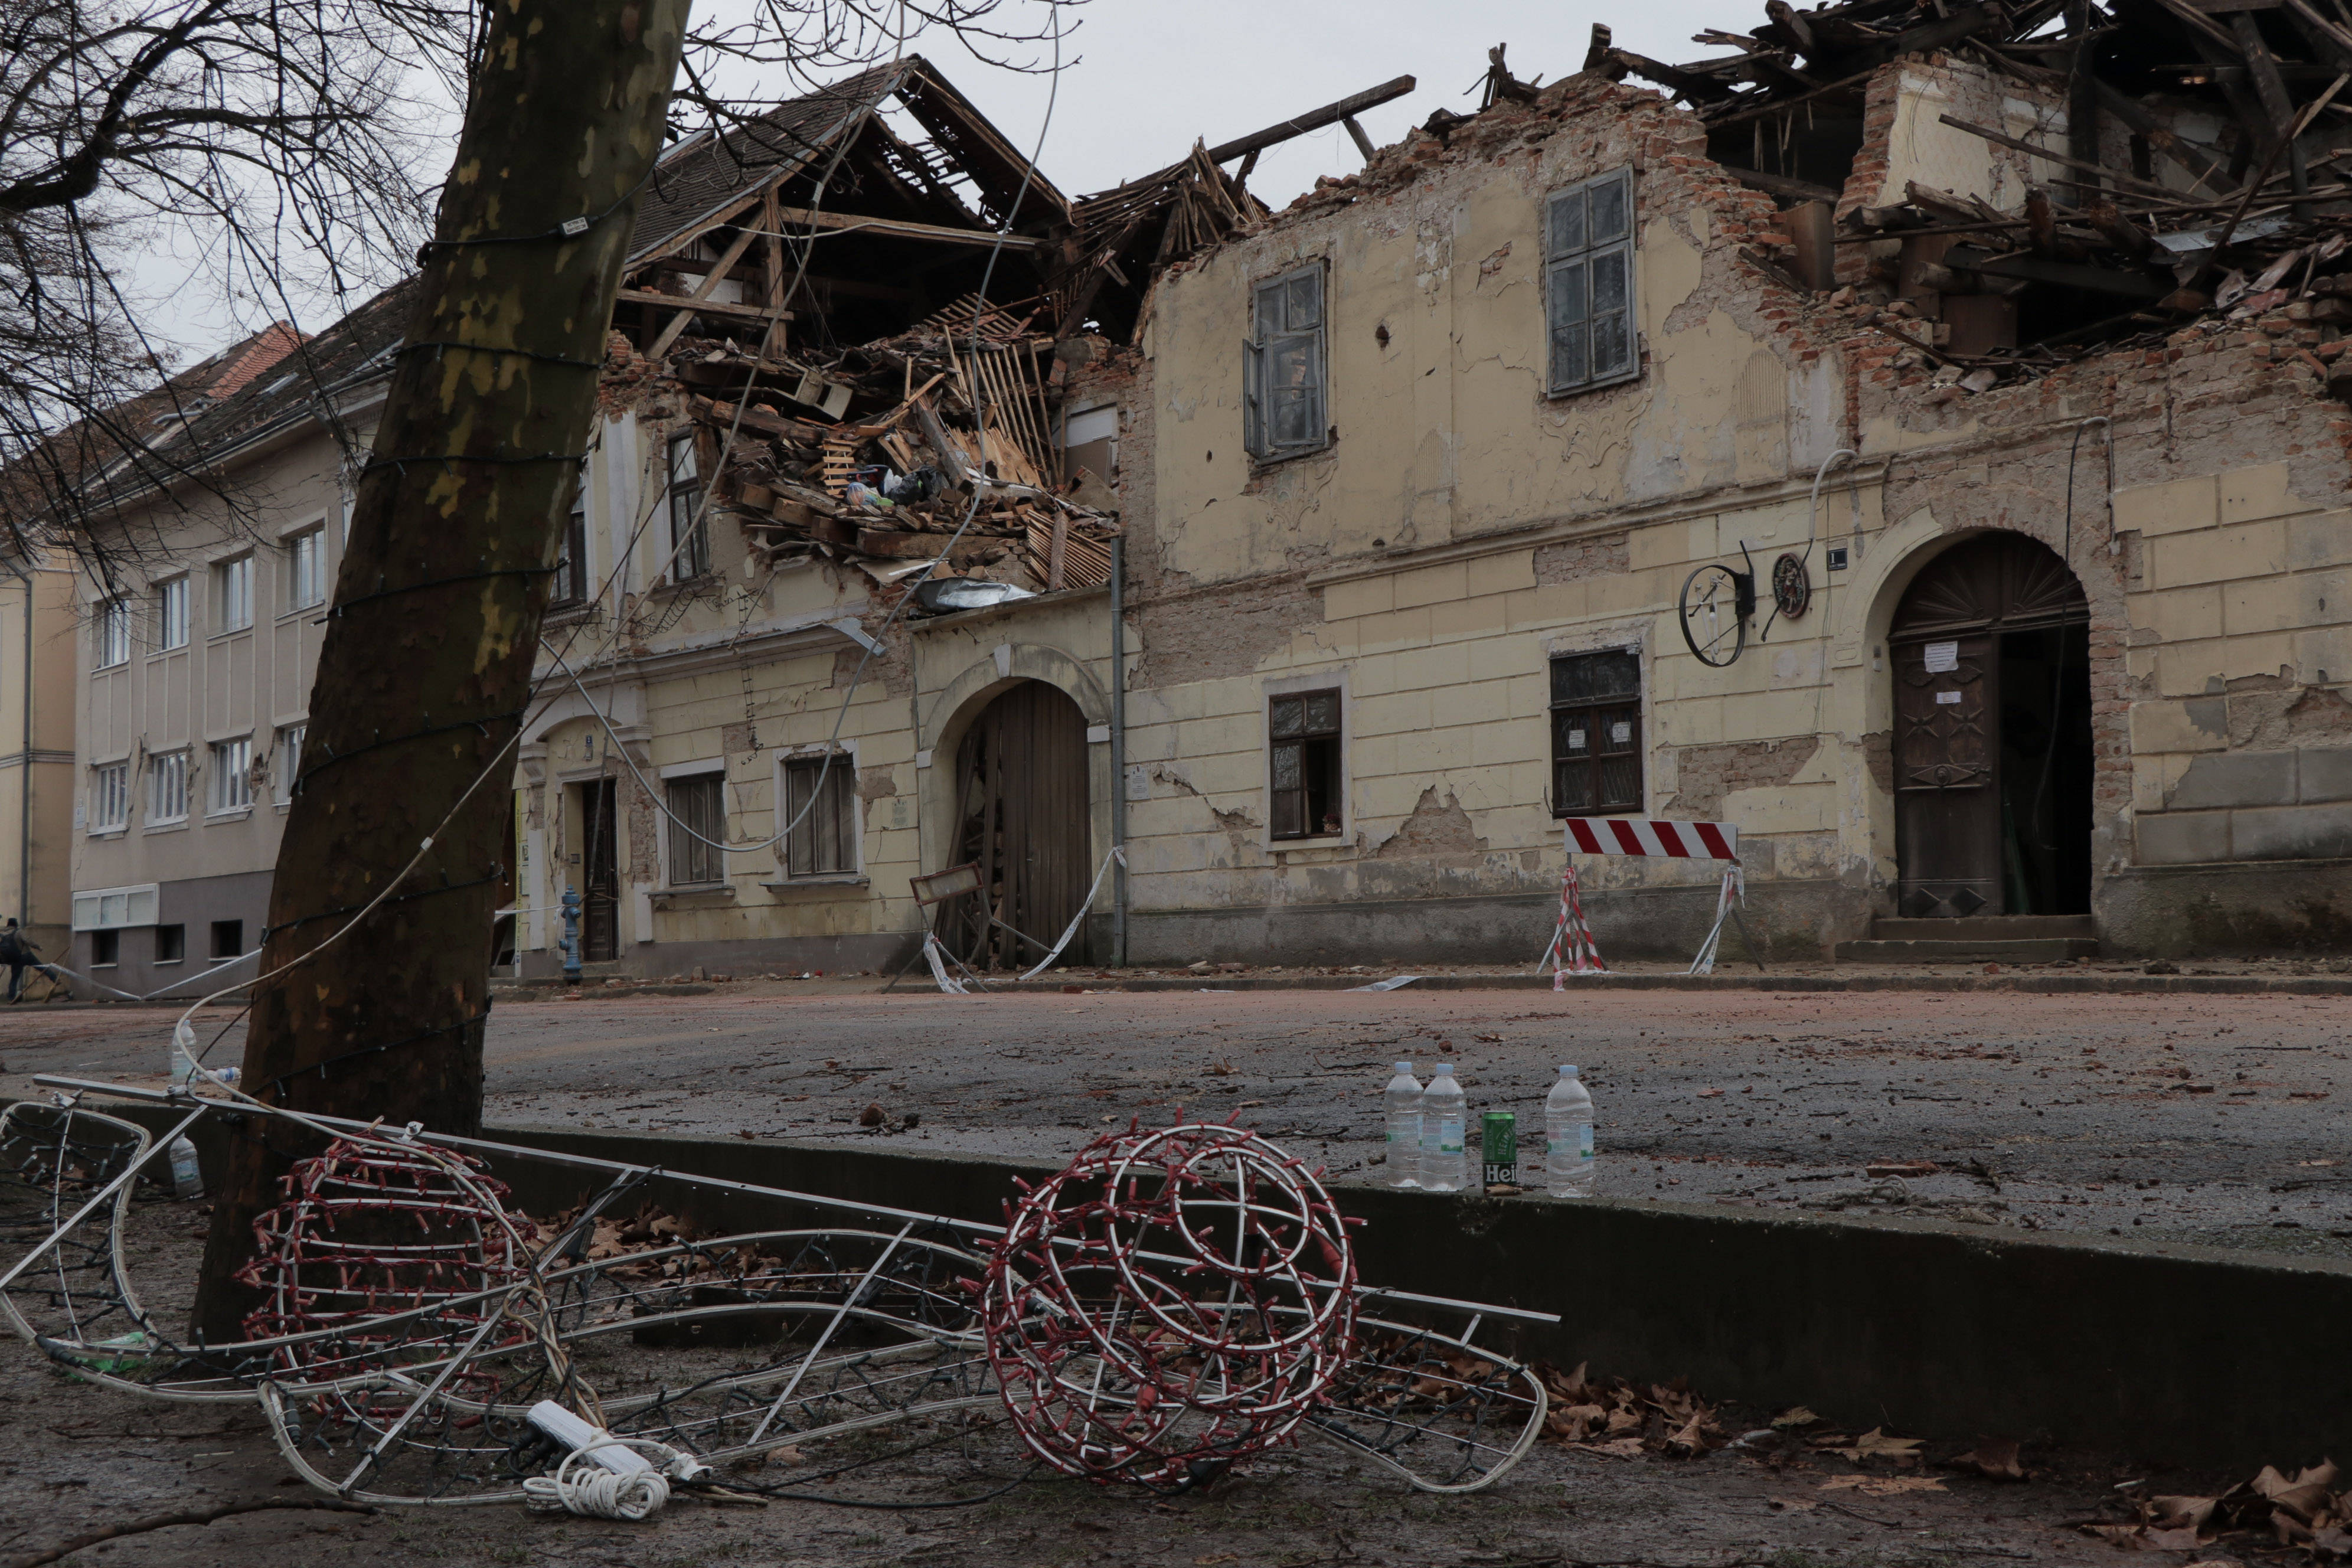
[978,1122,1358,1490]
[237,1136,531,1394]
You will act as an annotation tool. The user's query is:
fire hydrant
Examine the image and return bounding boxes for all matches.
[560,886,583,985]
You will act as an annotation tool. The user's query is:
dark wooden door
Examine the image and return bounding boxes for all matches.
[581,779,619,962]
[1893,632,1998,916]
[1890,533,2089,919]
[945,682,1090,969]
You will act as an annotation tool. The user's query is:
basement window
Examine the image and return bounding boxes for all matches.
[1544,169,1639,395]
[1270,689,1343,840]
[1244,263,1328,460]
[1550,649,1643,815]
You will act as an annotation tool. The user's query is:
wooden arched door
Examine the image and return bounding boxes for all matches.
[1890,533,2092,918]
[942,681,1092,969]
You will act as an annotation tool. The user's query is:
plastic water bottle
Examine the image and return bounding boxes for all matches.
[1547,1064,1595,1197]
[1383,1061,1423,1188]
[166,1019,198,1089]
[1418,1064,1466,1192]
[167,1135,202,1200]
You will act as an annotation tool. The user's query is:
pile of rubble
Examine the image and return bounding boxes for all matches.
[674,304,1121,610]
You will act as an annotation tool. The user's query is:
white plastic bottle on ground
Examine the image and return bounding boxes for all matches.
[167,1135,202,1200]
[1383,1061,1423,1188]
[1418,1064,1466,1192]
[1547,1064,1595,1197]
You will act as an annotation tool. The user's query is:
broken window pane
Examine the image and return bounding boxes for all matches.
[1271,698,1303,738]
[1273,743,1301,789]
[1270,689,1342,839]
[1304,692,1338,734]
[1590,174,1628,242]
[1590,650,1639,697]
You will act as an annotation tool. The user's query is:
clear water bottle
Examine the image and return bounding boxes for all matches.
[167,1135,202,1200]
[1418,1064,1466,1193]
[1547,1064,1595,1197]
[1383,1061,1423,1188]
[166,1019,197,1089]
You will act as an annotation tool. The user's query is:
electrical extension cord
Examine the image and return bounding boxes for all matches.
[523,1400,708,1520]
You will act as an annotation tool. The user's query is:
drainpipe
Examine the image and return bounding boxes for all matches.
[0,554,32,930]
[1109,535,1128,968]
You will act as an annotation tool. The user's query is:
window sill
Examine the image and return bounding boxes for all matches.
[208,626,253,642]
[153,959,182,967]
[1543,369,1643,401]
[276,605,324,623]
[206,807,253,823]
[651,885,735,909]
[144,820,190,835]
[544,603,597,627]
[647,573,719,600]
[1271,834,1351,851]
[760,874,869,891]
[86,827,126,840]
[1246,441,1334,476]
[145,648,189,661]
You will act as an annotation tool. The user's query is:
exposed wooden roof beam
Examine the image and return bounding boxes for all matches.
[1206,76,1417,165]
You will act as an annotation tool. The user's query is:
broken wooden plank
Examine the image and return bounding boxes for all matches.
[1936,115,2180,199]
[1943,243,2172,296]
[1727,165,1844,204]
[1206,76,1417,165]
[769,205,1044,251]
[615,288,793,325]
[648,223,767,359]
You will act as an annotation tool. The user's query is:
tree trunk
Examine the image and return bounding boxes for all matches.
[191,0,691,1339]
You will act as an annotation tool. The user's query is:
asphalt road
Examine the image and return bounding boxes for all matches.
[8,979,2349,1256]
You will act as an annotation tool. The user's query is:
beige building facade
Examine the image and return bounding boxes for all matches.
[532,49,2352,976]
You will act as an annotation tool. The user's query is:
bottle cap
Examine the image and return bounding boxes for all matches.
[1559,1064,1579,1075]
[1433,1063,1455,1075]
[1393,1061,1413,1073]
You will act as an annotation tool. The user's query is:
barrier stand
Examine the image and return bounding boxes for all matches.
[1546,817,1766,978]
[1537,863,1607,987]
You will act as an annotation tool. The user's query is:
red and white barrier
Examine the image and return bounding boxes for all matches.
[1546,817,1758,978]
[1537,863,1607,986]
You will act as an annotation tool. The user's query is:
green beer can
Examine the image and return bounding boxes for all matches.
[1481,1111,1517,1187]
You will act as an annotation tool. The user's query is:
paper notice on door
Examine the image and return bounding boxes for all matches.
[1935,690,1963,705]
[1923,641,1959,674]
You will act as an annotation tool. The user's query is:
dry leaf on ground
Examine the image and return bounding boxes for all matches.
[1822,1474,1946,1496]
[1772,1406,1821,1429]
[1570,1438,1648,1459]
[1948,1438,2027,1481]
[1830,1427,1925,1465]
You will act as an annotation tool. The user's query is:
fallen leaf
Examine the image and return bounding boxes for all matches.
[1571,1438,1647,1459]
[1697,1087,1724,1099]
[1835,1427,1925,1465]
[1948,1438,2026,1481]
[2148,1495,2217,1532]
[1867,1160,1939,1178]
[1772,1406,1822,1430]
[1822,1474,1946,1495]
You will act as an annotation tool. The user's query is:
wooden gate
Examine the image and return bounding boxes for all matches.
[1890,533,2089,918]
[580,778,620,962]
[942,681,1091,969]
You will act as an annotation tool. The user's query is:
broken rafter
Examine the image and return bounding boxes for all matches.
[764,205,1044,251]
[1204,76,1417,165]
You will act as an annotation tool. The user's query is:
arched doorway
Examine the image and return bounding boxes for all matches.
[939,681,1092,969]
[1890,533,2092,918]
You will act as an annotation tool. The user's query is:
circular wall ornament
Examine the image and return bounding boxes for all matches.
[1772,552,1812,620]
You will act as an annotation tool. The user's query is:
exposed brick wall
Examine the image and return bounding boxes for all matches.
[1665,736,1821,819]
[1534,532,1629,582]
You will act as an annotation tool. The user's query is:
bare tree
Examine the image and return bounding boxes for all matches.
[0,1,469,566]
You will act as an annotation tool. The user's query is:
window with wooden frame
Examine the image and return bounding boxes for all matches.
[1269,688,1343,840]
[666,433,709,580]
[780,753,858,877]
[1549,649,1643,816]
[1544,169,1638,395]
[553,455,590,607]
[665,770,726,886]
[1244,263,1327,460]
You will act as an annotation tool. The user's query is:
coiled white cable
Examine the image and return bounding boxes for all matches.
[522,1436,698,1520]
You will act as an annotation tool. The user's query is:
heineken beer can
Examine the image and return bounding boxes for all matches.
[1481,1111,1517,1187]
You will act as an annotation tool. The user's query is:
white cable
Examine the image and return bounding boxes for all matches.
[521,1436,697,1520]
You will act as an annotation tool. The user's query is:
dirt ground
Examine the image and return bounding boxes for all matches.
[2,982,2337,1565]
[8,981,2344,1253]
[0,1201,2194,1568]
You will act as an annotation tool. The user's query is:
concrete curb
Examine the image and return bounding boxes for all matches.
[985,971,2352,997]
[119,1107,2350,1470]
[482,1122,2352,1470]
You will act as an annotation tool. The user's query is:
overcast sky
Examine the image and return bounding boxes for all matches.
[161,0,1732,360]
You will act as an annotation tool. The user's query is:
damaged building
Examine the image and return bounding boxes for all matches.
[65,19,2352,978]
[505,10,2352,974]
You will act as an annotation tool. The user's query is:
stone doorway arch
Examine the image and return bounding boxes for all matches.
[1890,531,2093,918]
